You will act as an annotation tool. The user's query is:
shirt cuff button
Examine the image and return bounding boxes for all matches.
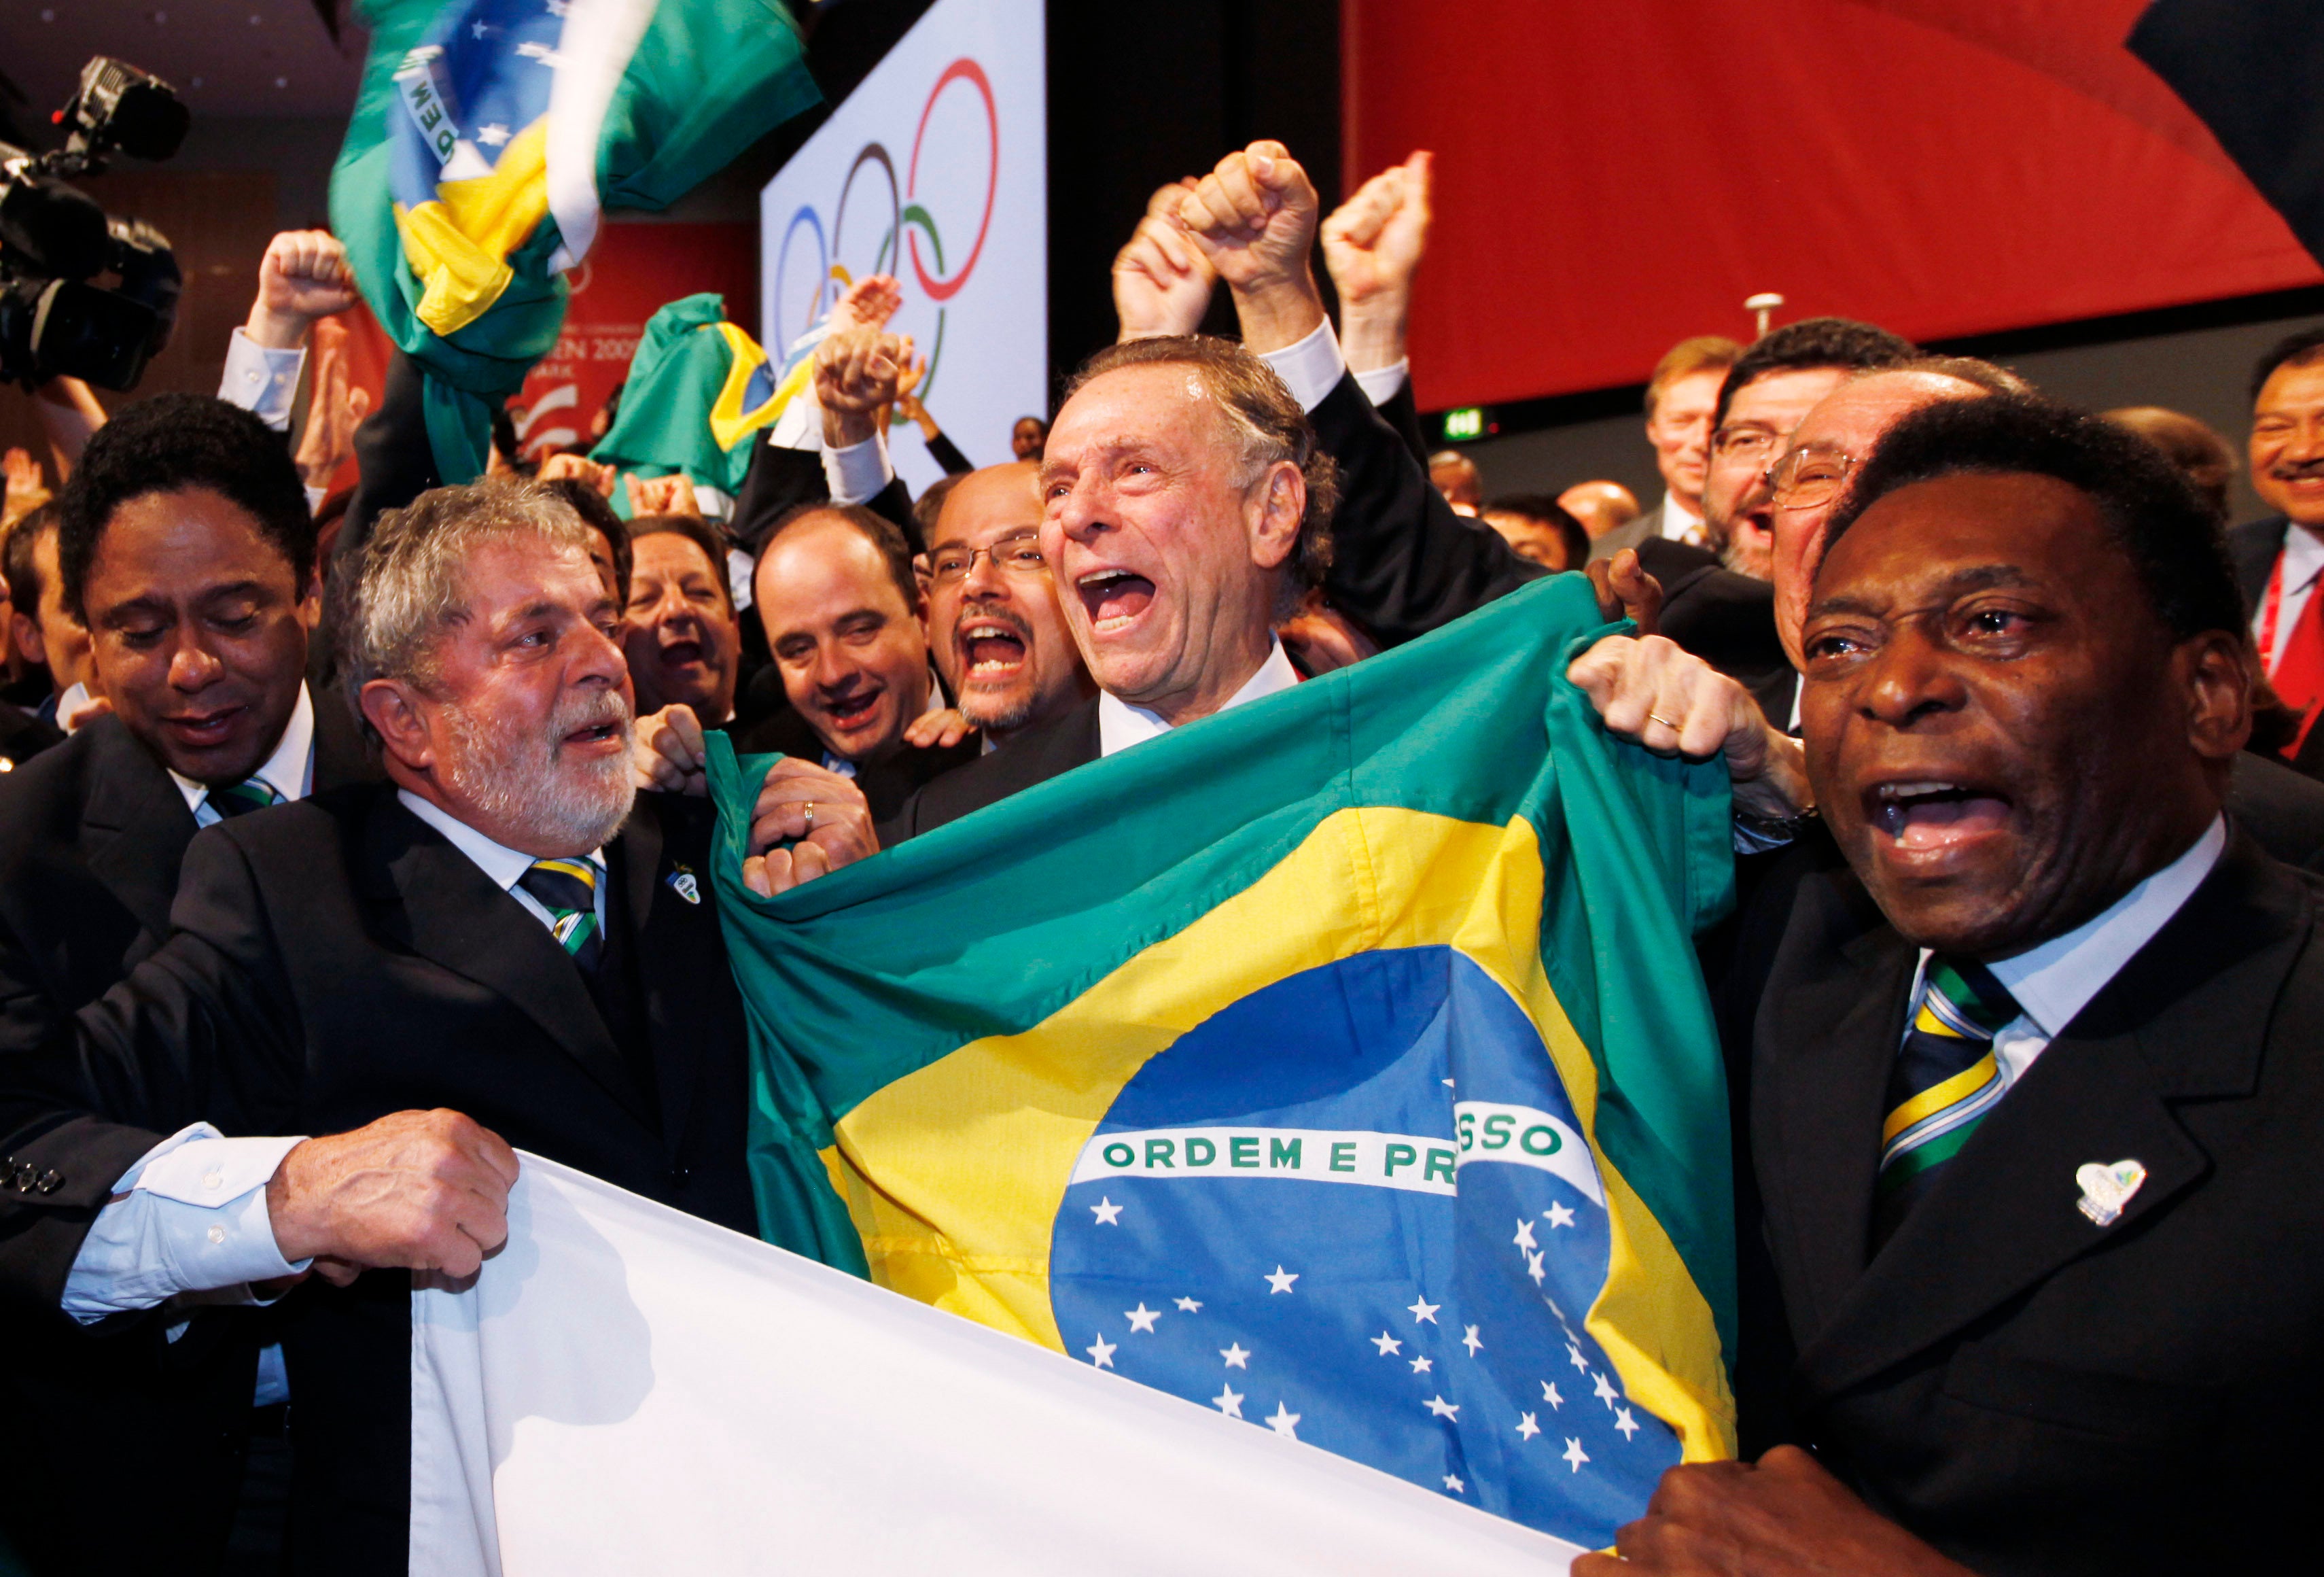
[207,1226,226,1245]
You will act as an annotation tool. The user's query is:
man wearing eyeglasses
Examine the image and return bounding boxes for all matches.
[922,461,1095,752]
[1700,319,1916,581]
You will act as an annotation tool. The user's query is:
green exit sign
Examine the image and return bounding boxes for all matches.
[1442,406,1485,441]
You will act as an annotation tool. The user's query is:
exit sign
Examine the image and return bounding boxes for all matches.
[1441,406,1486,441]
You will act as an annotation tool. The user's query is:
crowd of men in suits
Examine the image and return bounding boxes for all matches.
[0,131,2319,1576]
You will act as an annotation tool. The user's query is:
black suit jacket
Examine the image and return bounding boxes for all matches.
[1744,831,2324,1572]
[883,695,1102,840]
[0,699,60,770]
[0,784,757,1577]
[730,706,982,827]
[0,694,378,1573]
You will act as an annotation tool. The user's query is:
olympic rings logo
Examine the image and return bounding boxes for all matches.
[770,56,1000,390]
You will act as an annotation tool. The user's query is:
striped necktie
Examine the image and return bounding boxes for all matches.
[519,857,605,973]
[1871,956,2021,1248]
[207,778,283,819]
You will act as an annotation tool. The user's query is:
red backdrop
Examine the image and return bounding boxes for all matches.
[1344,0,2324,409]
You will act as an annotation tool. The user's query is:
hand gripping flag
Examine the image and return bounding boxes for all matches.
[330,0,818,483]
[588,292,796,515]
[702,575,1740,1549]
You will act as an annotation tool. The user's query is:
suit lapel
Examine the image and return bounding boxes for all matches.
[360,793,650,1118]
[619,799,724,1161]
[1792,835,2306,1404]
[78,720,200,939]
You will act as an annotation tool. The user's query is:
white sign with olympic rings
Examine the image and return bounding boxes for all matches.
[758,0,1047,490]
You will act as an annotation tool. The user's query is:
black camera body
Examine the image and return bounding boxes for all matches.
[0,57,190,392]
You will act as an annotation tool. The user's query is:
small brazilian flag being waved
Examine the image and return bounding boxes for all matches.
[705,576,1740,1548]
[589,292,793,514]
[330,0,819,481]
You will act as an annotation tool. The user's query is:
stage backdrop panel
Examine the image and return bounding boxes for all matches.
[1345,0,2324,410]
[759,0,1048,491]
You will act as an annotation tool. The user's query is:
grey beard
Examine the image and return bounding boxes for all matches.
[959,687,1038,736]
[442,691,637,854]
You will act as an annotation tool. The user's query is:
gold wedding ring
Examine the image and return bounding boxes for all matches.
[802,801,815,835]
[1647,712,1680,729]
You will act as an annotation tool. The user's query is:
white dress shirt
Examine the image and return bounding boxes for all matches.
[166,682,316,827]
[1906,816,2225,1095]
[1657,492,1706,547]
[2254,523,2324,676]
[398,789,610,937]
[217,329,329,512]
[1097,638,1301,758]
[1259,319,1358,415]
[52,680,95,735]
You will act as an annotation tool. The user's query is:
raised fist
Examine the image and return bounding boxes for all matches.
[1322,150,1432,311]
[1114,179,1217,342]
[815,328,911,450]
[247,230,359,349]
[538,451,618,496]
[826,273,903,336]
[1176,141,1320,299]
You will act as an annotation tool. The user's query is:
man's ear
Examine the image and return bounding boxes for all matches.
[296,568,323,633]
[7,610,43,669]
[1248,460,1305,572]
[359,678,436,772]
[2180,629,2253,763]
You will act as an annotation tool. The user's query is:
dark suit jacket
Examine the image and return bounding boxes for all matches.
[1742,831,2324,1572]
[0,694,378,1574]
[730,706,981,827]
[1630,537,1792,693]
[883,695,1102,840]
[0,784,758,1577]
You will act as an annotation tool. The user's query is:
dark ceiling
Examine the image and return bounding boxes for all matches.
[4,1,366,135]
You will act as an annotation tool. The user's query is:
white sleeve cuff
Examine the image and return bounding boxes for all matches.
[1353,360,1410,408]
[822,432,894,507]
[219,328,306,432]
[1256,319,1350,414]
[60,1126,311,1322]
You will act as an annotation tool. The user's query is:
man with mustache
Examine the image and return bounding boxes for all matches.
[1568,395,2324,1574]
[0,395,381,1572]
[2230,326,2324,778]
[0,480,867,1575]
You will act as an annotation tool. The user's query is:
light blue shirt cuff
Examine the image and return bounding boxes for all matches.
[218,328,306,433]
[1257,318,1348,415]
[822,432,894,506]
[61,1125,311,1323]
[1352,360,1409,408]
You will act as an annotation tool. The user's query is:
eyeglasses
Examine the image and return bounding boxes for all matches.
[1710,426,1782,465]
[929,535,1050,587]
[1764,445,1859,511]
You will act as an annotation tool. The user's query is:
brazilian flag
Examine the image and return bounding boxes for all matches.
[588,292,794,515]
[330,0,819,483]
[703,576,1738,1548]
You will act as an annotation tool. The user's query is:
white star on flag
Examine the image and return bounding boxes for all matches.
[1546,1201,1577,1229]
[1424,1394,1460,1419]
[1567,1342,1590,1372]
[1371,1332,1403,1357]
[1513,1218,1537,1251]
[1517,1411,1541,1441]
[1125,1303,1161,1334]
[475,122,511,148]
[1527,1249,1547,1285]
[1214,1385,1244,1419]
[1265,1265,1299,1295]
[1174,1296,1201,1311]
[1615,1406,1641,1440]
[1407,1296,1440,1325]
[544,0,569,12]
[514,40,563,66]
[1410,1354,1433,1374]
[1090,1197,1123,1225]
[1267,1402,1301,1439]
[1564,1438,1591,1472]
[1085,1335,1116,1369]
[1220,1343,1250,1370]
[470,20,491,39]
[1542,1381,1564,1409]
[1594,1371,1620,1408]
[1462,1325,1485,1356]
[1443,1474,1465,1493]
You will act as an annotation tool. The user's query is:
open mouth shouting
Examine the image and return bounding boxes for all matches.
[956,612,1032,684]
[1076,567,1155,636]
[815,681,887,741]
[1863,779,2013,854]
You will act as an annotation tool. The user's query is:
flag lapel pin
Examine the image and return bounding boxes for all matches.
[667,865,701,905]
[2074,1159,2146,1227]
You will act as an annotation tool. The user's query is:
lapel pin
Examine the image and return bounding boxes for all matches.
[2075,1159,2147,1228]
[667,865,701,905]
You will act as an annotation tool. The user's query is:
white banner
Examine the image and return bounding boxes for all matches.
[407,1155,1584,1575]
[758,0,1047,491]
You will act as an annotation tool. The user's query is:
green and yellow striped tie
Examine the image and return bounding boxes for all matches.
[519,856,605,973]
[1872,957,2020,1247]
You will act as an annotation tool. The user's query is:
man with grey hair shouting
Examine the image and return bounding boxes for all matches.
[0,479,867,1576]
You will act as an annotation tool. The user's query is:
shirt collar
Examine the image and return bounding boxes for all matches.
[396,786,605,894]
[1660,492,1704,538]
[1967,814,2225,1039]
[2282,522,2324,593]
[1098,638,1299,758]
[168,682,316,816]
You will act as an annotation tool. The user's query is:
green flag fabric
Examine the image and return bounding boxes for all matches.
[588,292,794,513]
[703,574,1740,1548]
[330,0,818,482]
